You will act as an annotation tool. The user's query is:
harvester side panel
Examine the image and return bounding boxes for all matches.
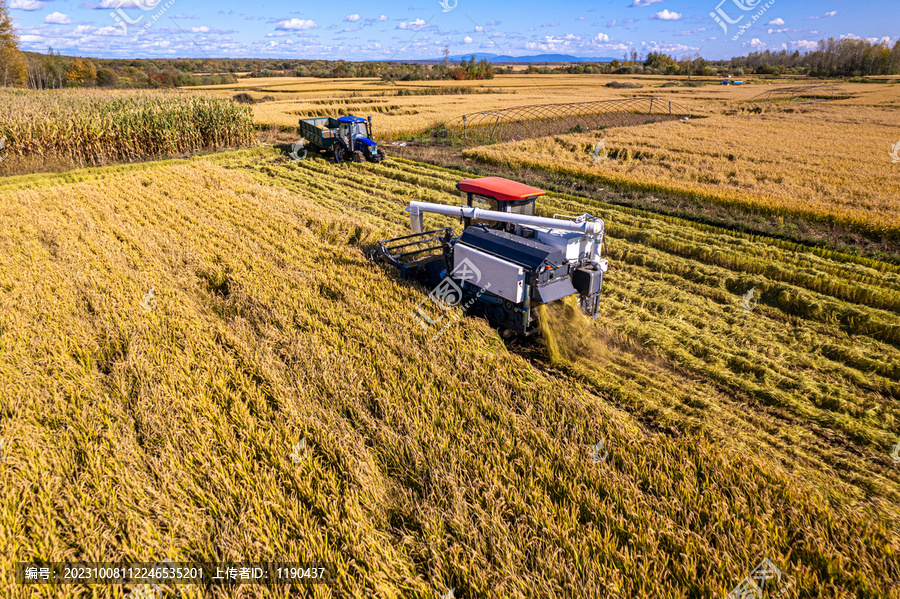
[453,244,525,304]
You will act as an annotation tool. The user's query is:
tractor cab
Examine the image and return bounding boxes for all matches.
[337,116,369,142]
[457,177,545,232]
[334,116,382,163]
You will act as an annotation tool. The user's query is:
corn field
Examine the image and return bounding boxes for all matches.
[0,89,254,173]
[1,148,898,598]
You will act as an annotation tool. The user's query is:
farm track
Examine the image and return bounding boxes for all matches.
[1,149,898,598]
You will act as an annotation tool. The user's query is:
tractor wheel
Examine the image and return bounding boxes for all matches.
[333,145,344,164]
[352,151,364,163]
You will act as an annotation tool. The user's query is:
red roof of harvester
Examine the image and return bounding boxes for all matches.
[457,177,546,203]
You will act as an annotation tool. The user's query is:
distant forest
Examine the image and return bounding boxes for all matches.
[16,50,496,89]
[3,37,899,90]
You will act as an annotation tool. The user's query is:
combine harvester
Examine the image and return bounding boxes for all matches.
[292,115,384,163]
[373,177,609,336]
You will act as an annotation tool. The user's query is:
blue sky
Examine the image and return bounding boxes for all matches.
[7,0,898,60]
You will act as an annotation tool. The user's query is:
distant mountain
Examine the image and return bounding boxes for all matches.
[410,53,618,64]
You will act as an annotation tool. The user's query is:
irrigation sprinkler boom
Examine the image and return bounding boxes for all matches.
[373,176,609,336]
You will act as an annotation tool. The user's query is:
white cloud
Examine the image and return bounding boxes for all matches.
[673,27,707,37]
[397,18,428,31]
[606,19,637,29]
[487,19,501,26]
[641,40,698,54]
[343,27,360,33]
[90,0,164,8]
[768,28,787,34]
[9,0,45,10]
[824,10,837,17]
[463,35,473,43]
[541,22,560,27]
[575,17,586,21]
[344,14,360,22]
[188,26,210,33]
[594,32,611,42]
[630,0,663,6]
[650,10,682,21]
[276,18,318,31]
[377,15,388,21]
[749,37,766,49]
[792,40,818,50]
[767,18,785,26]
[44,11,71,24]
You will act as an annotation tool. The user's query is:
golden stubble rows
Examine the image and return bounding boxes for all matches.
[0,154,898,597]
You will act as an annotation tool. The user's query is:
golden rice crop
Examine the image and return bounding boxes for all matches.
[2,150,898,598]
[464,102,900,240]
[0,88,254,174]
[196,74,890,139]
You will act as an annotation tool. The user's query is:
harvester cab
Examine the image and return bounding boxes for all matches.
[373,176,609,336]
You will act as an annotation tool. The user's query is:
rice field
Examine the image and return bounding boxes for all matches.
[0,89,254,174]
[1,149,898,598]
[463,100,900,242]
[194,74,889,138]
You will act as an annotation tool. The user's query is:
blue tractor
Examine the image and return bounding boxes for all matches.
[295,115,384,163]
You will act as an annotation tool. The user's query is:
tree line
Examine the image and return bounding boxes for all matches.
[4,52,493,88]
[731,37,900,77]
